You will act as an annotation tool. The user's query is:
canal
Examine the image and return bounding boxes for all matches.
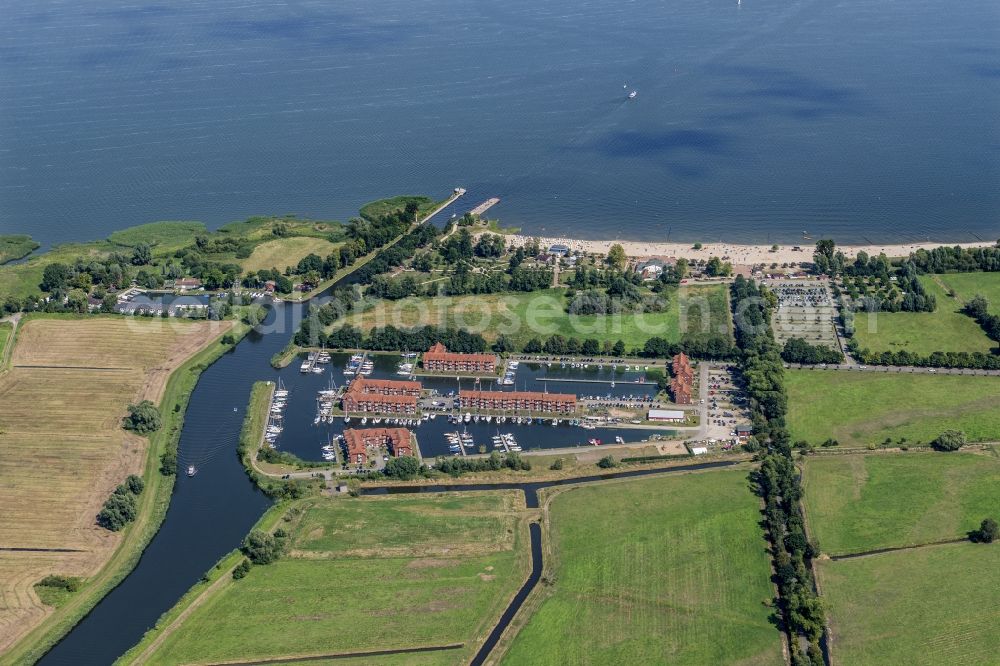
[38,302,305,665]
[36,290,691,664]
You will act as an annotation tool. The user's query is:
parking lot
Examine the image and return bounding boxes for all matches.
[701,364,751,446]
[768,280,841,350]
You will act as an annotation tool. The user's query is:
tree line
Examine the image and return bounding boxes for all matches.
[780,338,844,365]
[730,276,826,666]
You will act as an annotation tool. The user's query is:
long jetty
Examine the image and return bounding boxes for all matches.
[468,197,499,217]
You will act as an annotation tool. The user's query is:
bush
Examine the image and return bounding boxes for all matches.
[124,474,144,495]
[384,455,422,480]
[549,458,564,470]
[232,559,252,579]
[37,575,81,593]
[122,400,162,434]
[596,455,618,469]
[96,491,137,531]
[930,429,966,452]
[159,449,177,476]
[241,529,287,565]
[970,518,998,544]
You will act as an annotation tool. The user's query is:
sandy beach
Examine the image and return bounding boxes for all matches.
[503,234,996,266]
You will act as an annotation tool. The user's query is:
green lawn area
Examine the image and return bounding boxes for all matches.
[934,272,1000,313]
[340,285,731,350]
[138,492,529,666]
[817,542,1000,665]
[786,370,1000,447]
[0,234,40,265]
[852,276,995,355]
[501,470,782,666]
[240,236,343,273]
[802,453,1000,555]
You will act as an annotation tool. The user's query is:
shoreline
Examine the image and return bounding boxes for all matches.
[503,235,997,266]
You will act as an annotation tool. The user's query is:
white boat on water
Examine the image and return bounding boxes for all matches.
[628,90,637,99]
[187,465,197,477]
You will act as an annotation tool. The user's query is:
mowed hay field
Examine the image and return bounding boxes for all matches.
[501,470,781,666]
[817,542,1000,666]
[786,370,1000,447]
[136,492,530,666]
[852,276,995,355]
[0,316,225,651]
[802,453,1000,556]
[340,285,731,349]
[240,236,341,273]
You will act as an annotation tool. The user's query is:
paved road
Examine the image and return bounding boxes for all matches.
[784,363,1000,376]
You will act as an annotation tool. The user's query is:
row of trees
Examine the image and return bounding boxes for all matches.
[780,338,844,365]
[847,341,1000,370]
[96,475,145,531]
[907,244,1000,274]
[964,295,1000,343]
[434,451,531,476]
[731,276,826,665]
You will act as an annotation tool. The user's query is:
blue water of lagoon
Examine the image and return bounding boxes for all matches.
[1,0,998,247]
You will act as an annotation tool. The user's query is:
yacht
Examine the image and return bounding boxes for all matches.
[186,465,197,477]
[628,90,637,99]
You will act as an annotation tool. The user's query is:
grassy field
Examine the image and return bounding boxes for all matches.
[802,453,1000,555]
[787,409,1000,665]
[817,542,1000,665]
[0,239,113,301]
[0,321,11,366]
[359,195,435,221]
[933,271,1000,313]
[852,276,995,355]
[240,236,342,273]
[340,285,731,350]
[501,469,782,665]
[0,234,40,264]
[0,316,226,654]
[786,370,1000,447]
[128,492,529,665]
[107,222,207,252]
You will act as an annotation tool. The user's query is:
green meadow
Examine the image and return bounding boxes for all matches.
[802,452,1000,555]
[852,276,994,355]
[341,284,731,350]
[786,370,1000,447]
[0,234,40,265]
[132,492,529,666]
[107,221,207,252]
[934,271,1000,313]
[502,469,781,665]
[817,542,1000,665]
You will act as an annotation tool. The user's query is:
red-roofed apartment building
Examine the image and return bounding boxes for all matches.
[669,353,694,405]
[423,343,497,374]
[343,428,414,464]
[459,390,576,414]
[341,377,421,414]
